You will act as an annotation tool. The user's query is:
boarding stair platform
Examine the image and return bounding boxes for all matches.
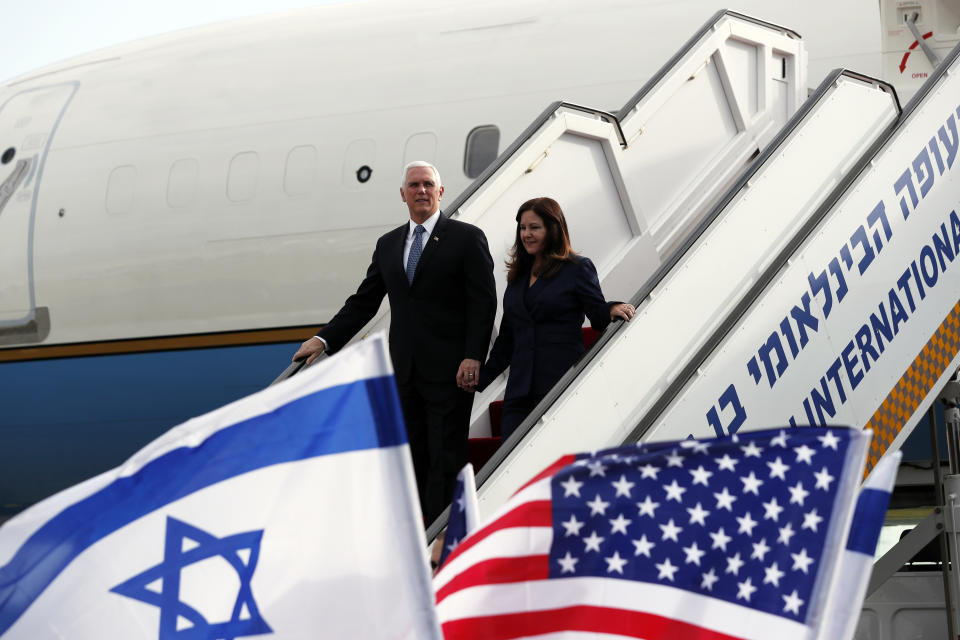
[273,10,960,634]
[430,31,960,637]
[433,20,960,566]
[276,8,959,529]
[276,7,959,552]
[449,59,904,519]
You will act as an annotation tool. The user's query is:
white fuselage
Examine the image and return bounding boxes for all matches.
[0,0,883,349]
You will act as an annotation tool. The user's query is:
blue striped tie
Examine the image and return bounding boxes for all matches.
[406,224,425,284]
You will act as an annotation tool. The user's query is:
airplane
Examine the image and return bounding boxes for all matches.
[0,0,951,520]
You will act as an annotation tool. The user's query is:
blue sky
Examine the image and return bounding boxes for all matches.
[1,0,345,83]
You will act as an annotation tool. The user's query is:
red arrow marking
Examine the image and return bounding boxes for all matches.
[900,31,934,73]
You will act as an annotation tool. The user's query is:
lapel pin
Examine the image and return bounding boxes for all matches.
[432,236,439,242]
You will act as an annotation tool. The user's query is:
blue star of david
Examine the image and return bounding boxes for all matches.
[111,516,273,640]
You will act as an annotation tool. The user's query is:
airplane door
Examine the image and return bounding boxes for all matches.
[0,82,77,344]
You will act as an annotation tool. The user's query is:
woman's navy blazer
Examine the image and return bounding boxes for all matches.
[478,255,614,400]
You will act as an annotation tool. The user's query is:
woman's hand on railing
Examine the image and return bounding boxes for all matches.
[610,303,635,322]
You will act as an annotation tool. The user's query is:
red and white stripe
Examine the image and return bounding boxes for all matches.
[433,477,813,640]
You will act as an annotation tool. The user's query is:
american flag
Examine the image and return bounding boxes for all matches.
[439,463,479,568]
[434,427,870,640]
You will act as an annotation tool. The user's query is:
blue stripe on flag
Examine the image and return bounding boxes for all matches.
[0,375,404,634]
[845,488,891,555]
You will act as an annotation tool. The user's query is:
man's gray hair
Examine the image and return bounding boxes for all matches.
[401,161,442,188]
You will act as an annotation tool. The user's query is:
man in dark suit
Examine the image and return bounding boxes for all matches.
[293,161,497,523]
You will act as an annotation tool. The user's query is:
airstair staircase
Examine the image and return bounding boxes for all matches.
[421,24,960,544]
[429,23,960,636]
[281,11,960,560]
[459,38,960,529]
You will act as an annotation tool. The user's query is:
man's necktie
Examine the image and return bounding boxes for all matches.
[406,224,425,284]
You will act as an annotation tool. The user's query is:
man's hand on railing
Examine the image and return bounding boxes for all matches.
[272,337,326,386]
[293,336,326,365]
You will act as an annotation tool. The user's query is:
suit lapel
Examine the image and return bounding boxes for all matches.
[384,223,408,286]
[506,278,532,322]
[410,213,445,285]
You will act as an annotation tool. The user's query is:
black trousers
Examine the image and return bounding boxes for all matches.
[397,376,474,524]
[500,393,547,442]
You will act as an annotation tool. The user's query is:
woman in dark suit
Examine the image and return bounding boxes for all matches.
[465,197,634,440]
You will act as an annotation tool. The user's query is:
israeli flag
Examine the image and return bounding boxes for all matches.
[0,333,441,639]
[820,448,902,640]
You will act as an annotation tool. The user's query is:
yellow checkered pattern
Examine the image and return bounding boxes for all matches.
[864,301,960,472]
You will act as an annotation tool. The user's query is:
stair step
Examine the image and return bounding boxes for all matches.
[467,436,502,471]
[468,327,603,470]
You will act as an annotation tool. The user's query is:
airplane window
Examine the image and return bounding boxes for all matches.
[167,158,199,208]
[227,151,259,203]
[1,148,14,165]
[105,165,137,215]
[464,125,500,179]
[284,145,318,197]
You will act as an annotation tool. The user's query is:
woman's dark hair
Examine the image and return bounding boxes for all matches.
[506,197,576,283]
